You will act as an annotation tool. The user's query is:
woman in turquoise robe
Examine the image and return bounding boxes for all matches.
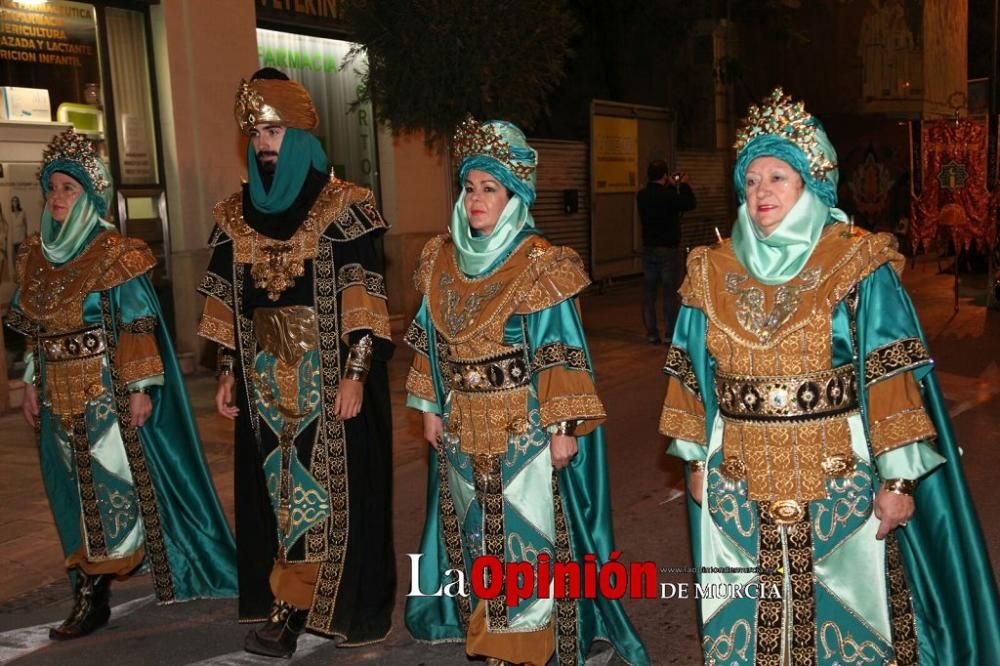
[4,129,236,641]
[659,89,1000,664]
[403,118,648,665]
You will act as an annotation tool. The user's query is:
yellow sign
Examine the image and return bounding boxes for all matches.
[593,116,638,193]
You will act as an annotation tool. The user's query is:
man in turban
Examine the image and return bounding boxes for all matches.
[196,68,395,658]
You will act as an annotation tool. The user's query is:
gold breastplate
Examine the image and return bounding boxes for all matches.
[682,229,902,512]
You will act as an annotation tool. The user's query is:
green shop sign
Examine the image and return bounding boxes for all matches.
[257,46,337,72]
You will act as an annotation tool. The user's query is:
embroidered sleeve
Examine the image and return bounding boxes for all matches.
[856,264,939,466]
[867,372,937,456]
[659,306,711,448]
[198,295,236,350]
[115,276,164,386]
[334,234,391,343]
[525,299,605,435]
[659,345,707,445]
[404,299,441,411]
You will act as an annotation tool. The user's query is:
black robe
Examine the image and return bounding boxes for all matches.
[197,169,395,643]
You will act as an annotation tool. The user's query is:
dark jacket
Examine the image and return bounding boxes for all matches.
[636,181,696,248]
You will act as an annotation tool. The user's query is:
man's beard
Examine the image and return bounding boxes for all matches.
[257,152,278,173]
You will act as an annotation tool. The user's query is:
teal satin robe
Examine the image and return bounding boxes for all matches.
[404,231,649,666]
[8,268,237,603]
[671,264,1000,664]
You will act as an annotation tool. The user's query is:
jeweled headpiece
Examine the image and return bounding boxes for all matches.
[452,115,536,181]
[234,76,319,135]
[734,88,836,180]
[39,128,113,216]
[41,129,110,193]
[452,116,538,206]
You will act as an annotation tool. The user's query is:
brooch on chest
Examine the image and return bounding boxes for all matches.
[725,267,822,341]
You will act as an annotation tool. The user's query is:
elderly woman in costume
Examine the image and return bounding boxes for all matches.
[5,129,236,641]
[403,118,648,666]
[659,88,1000,665]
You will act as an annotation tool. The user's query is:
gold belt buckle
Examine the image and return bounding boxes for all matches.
[767,499,805,525]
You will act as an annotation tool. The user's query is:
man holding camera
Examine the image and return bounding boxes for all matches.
[636,159,696,344]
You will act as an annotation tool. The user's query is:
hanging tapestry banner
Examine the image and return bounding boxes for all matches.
[909,118,994,252]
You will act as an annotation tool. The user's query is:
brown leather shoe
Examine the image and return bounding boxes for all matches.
[244,599,309,658]
[49,570,112,641]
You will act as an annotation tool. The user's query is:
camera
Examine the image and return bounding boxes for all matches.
[672,173,682,183]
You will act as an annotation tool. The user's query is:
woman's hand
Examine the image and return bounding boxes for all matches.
[22,384,40,429]
[215,374,239,420]
[129,392,153,428]
[334,378,364,420]
[688,470,705,506]
[550,434,578,470]
[875,488,915,539]
[423,412,444,450]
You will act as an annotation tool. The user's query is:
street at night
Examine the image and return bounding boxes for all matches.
[1,263,998,665]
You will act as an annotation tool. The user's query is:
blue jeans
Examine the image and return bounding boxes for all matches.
[641,246,683,341]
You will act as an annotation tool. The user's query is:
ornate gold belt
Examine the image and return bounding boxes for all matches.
[443,349,530,393]
[39,327,108,417]
[39,327,107,362]
[252,306,317,365]
[715,363,857,422]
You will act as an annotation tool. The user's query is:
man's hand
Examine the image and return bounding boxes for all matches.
[550,434,579,470]
[22,383,40,429]
[688,469,705,506]
[129,392,153,428]
[423,412,444,451]
[875,488,915,539]
[333,378,363,420]
[215,374,239,420]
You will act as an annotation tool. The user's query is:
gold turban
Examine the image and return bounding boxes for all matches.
[234,78,319,135]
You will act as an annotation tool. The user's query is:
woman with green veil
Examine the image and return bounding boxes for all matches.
[659,88,1000,665]
[5,129,236,641]
[403,117,648,666]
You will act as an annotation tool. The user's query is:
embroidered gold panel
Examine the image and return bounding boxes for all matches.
[679,229,902,503]
[449,386,530,455]
[16,232,156,334]
[212,178,382,301]
[682,228,902,356]
[420,235,590,346]
[721,417,854,502]
[414,234,596,455]
[39,327,107,418]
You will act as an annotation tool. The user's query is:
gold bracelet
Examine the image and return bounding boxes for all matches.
[343,334,373,382]
[216,347,235,378]
[883,478,916,496]
[554,420,577,436]
[687,460,707,473]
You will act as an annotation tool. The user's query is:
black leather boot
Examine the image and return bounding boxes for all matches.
[244,599,309,658]
[49,570,112,640]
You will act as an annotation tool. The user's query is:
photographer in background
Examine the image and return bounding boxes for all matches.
[637,159,696,344]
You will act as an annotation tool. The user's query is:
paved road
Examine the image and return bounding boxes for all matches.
[1,261,998,665]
